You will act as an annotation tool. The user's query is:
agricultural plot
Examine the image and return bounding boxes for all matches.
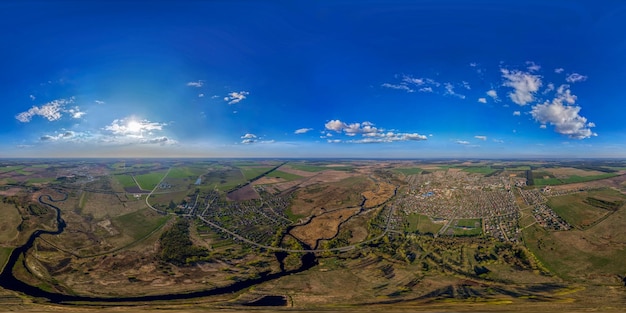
[288,163,353,172]
[394,167,423,175]
[547,189,625,229]
[134,171,168,190]
[111,208,170,243]
[404,213,444,234]
[113,174,137,189]
[265,170,303,182]
[461,166,496,175]
[238,166,274,180]
[533,168,618,186]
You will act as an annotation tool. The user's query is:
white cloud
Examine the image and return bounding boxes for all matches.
[474,135,487,141]
[327,139,342,143]
[94,100,105,105]
[456,140,470,145]
[565,73,587,83]
[530,87,596,139]
[486,89,498,100]
[141,136,176,145]
[444,83,465,99]
[294,128,313,134]
[543,83,555,94]
[540,124,547,129]
[29,95,36,100]
[224,91,249,104]
[478,97,487,104]
[198,93,205,98]
[402,76,425,85]
[501,69,542,106]
[419,87,433,93]
[381,83,413,93]
[324,119,427,143]
[241,133,257,139]
[104,117,166,137]
[68,106,86,119]
[469,62,477,67]
[462,81,471,90]
[513,111,521,116]
[186,80,204,87]
[15,98,74,122]
[554,68,565,74]
[526,61,541,72]
[493,139,504,143]
[241,139,255,144]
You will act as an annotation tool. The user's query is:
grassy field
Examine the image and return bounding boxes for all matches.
[547,189,626,229]
[506,165,531,171]
[113,174,137,188]
[288,163,353,172]
[0,165,25,173]
[239,166,274,180]
[455,218,482,228]
[112,208,170,242]
[394,167,423,175]
[534,174,618,186]
[167,166,207,179]
[405,213,444,234]
[0,202,21,243]
[461,166,496,175]
[0,247,13,272]
[134,171,168,190]
[265,170,303,181]
[202,168,247,191]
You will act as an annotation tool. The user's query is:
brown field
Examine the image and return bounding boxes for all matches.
[0,202,21,245]
[290,207,361,248]
[252,176,284,185]
[546,167,606,178]
[0,188,21,196]
[362,181,396,208]
[80,191,144,219]
[289,176,370,217]
[227,185,260,201]
[275,165,317,177]
[550,173,626,193]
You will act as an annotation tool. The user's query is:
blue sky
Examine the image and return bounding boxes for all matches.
[2,0,626,158]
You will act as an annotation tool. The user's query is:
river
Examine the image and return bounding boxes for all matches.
[0,190,316,304]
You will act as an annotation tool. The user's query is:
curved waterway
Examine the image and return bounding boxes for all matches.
[0,190,317,304]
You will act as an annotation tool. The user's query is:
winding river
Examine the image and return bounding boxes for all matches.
[0,190,316,304]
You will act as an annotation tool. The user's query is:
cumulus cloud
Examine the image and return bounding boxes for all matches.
[141,136,176,145]
[224,91,249,104]
[501,69,542,106]
[68,106,86,119]
[294,128,313,134]
[513,111,521,116]
[186,80,204,87]
[530,86,596,139]
[474,135,487,141]
[554,68,565,74]
[486,89,498,100]
[478,97,487,103]
[15,98,73,122]
[419,87,433,93]
[241,133,257,139]
[565,73,587,83]
[456,140,470,145]
[324,119,427,143]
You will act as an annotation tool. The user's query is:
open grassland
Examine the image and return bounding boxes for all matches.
[0,247,13,272]
[81,191,146,218]
[290,176,368,217]
[264,170,302,182]
[288,162,353,172]
[533,168,618,186]
[134,171,168,190]
[166,166,206,179]
[547,189,625,229]
[112,208,170,242]
[202,168,246,191]
[0,202,21,244]
[113,174,137,188]
[362,181,395,208]
[0,165,26,173]
[405,213,444,234]
[523,199,626,283]
[238,166,274,180]
[461,166,496,175]
[394,167,423,175]
[506,165,531,171]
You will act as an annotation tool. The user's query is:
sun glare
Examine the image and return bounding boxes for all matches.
[127,120,142,133]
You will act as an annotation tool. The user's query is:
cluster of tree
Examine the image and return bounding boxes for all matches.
[159,219,209,265]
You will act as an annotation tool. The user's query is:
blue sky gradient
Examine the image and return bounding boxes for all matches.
[2,0,626,158]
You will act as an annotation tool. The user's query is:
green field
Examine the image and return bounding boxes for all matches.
[113,174,137,188]
[506,165,531,171]
[202,169,247,191]
[405,213,444,234]
[455,218,482,228]
[547,189,626,229]
[288,163,353,172]
[167,166,207,179]
[265,170,303,181]
[0,165,25,173]
[134,171,168,190]
[112,208,170,241]
[461,166,496,175]
[534,173,617,186]
[394,167,423,175]
[0,247,13,272]
[239,166,274,180]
